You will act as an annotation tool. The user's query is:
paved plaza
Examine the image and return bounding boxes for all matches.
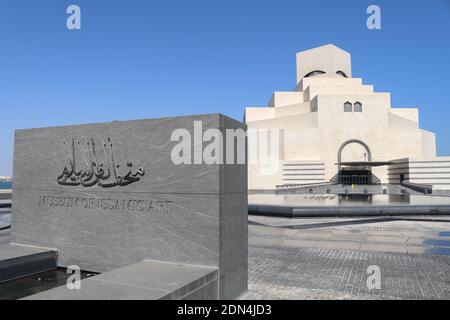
[244,215,450,299]
[1,207,450,300]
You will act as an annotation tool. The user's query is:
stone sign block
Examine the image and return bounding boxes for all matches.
[11,114,247,299]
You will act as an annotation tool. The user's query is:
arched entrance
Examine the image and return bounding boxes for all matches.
[337,140,373,185]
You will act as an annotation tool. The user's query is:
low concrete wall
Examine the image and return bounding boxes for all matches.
[249,204,450,218]
[0,190,12,200]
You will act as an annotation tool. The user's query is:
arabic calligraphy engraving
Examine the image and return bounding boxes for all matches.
[57,137,145,188]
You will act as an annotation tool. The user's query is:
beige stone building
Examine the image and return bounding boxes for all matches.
[245,44,450,191]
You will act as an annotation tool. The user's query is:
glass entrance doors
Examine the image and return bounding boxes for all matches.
[339,169,371,185]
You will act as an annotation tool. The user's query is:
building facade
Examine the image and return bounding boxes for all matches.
[245,44,450,190]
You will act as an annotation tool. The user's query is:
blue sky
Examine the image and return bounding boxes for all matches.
[0,0,449,176]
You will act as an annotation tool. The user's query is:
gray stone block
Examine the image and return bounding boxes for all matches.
[181,279,218,300]
[24,277,168,300]
[219,193,248,298]
[11,114,247,299]
[0,244,57,283]
[12,190,221,273]
[24,260,218,300]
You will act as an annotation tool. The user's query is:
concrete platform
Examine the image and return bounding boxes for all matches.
[249,204,450,218]
[24,260,218,300]
[0,244,57,283]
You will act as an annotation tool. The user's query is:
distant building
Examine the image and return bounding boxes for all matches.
[245,44,450,190]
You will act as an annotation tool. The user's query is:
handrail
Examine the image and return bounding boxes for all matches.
[276,182,332,189]
[401,181,432,194]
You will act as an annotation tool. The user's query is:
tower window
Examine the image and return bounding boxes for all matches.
[304,70,326,78]
[344,102,352,112]
[354,102,362,112]
[336,71,348,78]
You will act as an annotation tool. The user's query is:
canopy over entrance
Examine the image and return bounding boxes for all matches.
[336,161,392,168]
[335,161,392,185]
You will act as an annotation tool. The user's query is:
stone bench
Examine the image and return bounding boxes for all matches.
[24,260,218,300]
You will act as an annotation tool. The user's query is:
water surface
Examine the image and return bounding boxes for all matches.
[0,181,12,189]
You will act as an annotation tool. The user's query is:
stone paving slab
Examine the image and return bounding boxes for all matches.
[25,277,169,300]
[245,246,450,300]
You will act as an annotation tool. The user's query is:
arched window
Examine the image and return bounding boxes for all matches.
[304,70,326,78]
[354,102,362,112]
[336,71,348,78]
[344,102,352,112]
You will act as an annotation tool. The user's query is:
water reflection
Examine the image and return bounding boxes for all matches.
[423,239,450,247]
[439,231,450,237]
[424,247,450,256]
[338,194,410,205]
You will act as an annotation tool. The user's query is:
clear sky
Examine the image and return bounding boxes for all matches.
[0,0,449,176]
